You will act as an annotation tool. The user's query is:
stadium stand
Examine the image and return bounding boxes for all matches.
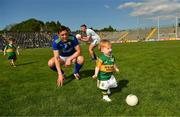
[0,26,179,49]
[1,32,53,48]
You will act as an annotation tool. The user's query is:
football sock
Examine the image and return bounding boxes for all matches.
[91,53,97,60]
[74,62,83,74]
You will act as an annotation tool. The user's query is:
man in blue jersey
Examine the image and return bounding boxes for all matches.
[48,26,84,87]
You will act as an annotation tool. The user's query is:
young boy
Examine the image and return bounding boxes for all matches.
[92,39,119,102]
[4,38,19,67]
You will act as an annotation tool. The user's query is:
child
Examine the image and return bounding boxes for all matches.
[4,38,19,67]
[92,39,119,102]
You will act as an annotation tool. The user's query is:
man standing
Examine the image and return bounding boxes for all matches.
[79,24,101,60]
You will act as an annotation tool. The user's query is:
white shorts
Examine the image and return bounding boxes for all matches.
[97,75,118,90]
[91,39,100,46]
[59,56,69,62]
[59,56,76,64]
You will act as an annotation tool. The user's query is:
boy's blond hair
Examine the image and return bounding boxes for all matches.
[98,39,111,51]
[6,36,15,43]
[8,38,15,42]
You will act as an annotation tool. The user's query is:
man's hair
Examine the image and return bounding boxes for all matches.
[81,24,87,28]
[58,26,70,33]
[98,39,111,50]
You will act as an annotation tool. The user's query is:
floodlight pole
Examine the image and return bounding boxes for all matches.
[176,16,178,39]
[158,16,160,40]
[137,16,140,40]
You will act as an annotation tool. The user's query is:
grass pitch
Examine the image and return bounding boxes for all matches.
[0,41,180,116]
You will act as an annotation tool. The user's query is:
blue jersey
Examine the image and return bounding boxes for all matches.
[52,35,79,57]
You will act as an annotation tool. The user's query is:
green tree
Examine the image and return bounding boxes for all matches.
[10,18,44,32]
[100,25,116,32]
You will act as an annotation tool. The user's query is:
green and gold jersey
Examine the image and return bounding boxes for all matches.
[5,44,16,53]
[5,44,17,60]
[96,54,115,81]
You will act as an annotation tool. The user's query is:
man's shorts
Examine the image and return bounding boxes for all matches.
[59,56,76,64]
[59,56,69,62]
[91,39,100,46]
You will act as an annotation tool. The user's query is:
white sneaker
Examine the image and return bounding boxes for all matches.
[103,95,112,102]
[107,89,111,95]
[74,73,80,80]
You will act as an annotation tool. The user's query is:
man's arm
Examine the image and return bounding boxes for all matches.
[53,50,64,87]
[65,45,81,66]
[81,36,91,42]
[69,45,81,60]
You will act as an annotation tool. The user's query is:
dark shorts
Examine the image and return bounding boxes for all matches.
[7,52,17,60]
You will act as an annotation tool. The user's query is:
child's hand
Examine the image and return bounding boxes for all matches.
[92,75,97,79]
[115,68,120,72]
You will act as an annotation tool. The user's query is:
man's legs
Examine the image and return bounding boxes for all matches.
[48,57,65,74]
[74,55,84,79]
[89,43,97,60]
[48,56,84,80]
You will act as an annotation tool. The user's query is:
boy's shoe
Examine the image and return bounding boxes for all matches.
[10,63,13,66]
[74,73,80,80]
[103,95,112,102]
[107,89,111,95]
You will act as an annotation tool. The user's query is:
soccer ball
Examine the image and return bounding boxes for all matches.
[76,34,81,39]
[126,94,138,106]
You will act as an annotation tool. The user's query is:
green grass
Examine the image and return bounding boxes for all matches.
[1,41,180,116]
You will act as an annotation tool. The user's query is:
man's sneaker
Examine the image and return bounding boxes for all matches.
[91,58,97,61]
[103,95,112,102]
[74,73,80,80]
[107,89,111,95]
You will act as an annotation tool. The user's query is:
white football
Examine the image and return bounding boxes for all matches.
[76,34,81,39]
[126,94,138,106]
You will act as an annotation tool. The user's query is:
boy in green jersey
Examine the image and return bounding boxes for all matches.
[92,39,119,102]
[4,38,19,67]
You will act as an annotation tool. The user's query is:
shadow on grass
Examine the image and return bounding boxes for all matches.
[80,69,94,78]
[64,69,94,85]
[111,79,129,95]
[16,61,39,66]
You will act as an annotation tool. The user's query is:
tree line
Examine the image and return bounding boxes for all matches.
[2,18,61,32]
[1,18,117,32]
